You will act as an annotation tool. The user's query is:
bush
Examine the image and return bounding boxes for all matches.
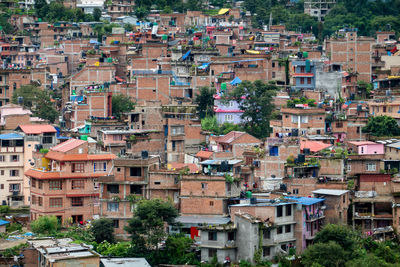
[31,216,60,234]
[0,205,10,214]
[91,218,115,244]
[6,223,22,233]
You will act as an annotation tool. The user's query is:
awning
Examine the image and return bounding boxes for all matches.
[198,63,210,70]
[181,50,191,61]
[168,39,180,46]
[115,76,125,82]
[230,77,242,85]
[218,8,230,15]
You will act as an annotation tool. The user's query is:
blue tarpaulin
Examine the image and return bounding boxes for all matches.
[181,50,191,61]
[230,77,242,85]
[70,95,83,102]
[198,63,210,70]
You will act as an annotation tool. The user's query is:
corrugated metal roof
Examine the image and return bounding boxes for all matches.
[312,189,349,196]
[100,258,151,267]
[51,139,86,152]
[284,196,324,206]
[0,133,23,140]
[17,124,56,134]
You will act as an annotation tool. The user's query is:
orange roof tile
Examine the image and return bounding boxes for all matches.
[300,140,332,153]
[45,150,117,161]
[51,139,86,153]
[25,169,111,179]
[195,150,213,159]
[17,124,56,134]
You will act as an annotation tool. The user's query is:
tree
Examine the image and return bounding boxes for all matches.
[112,94,135,120]
[313,224,361,260]
[135,6,149,21]
[91,218,115,244]
[302,241,347,267]
[227,80,278,139]
[362,115,400,137]
[12,85,59,123]
[93,8,102,21]
[164,234,198,265]
[195,86,215,119]
[31,216,60,234]
[125,199,178,260]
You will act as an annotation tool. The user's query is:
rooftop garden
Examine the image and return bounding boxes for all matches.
[287,97,317,108]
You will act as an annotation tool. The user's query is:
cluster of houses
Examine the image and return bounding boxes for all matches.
[1,1,400,264]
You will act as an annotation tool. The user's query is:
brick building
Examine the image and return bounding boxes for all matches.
[325,30,373,82]
[25,138,116,224]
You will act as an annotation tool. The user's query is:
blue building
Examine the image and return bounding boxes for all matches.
[292,60,316,91]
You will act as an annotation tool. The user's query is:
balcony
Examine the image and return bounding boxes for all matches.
[306,213,325,222]
[0,146,23,153]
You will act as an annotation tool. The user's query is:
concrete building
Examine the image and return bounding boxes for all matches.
[25,138,116,224]
[0,133,25,207]
[304,0,337,21]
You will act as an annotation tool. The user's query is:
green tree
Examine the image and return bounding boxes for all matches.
[31,215,60,234]
[346,253,391,267]
[164,234,198,265]
[93,8,102,21]
[227,80,278,139]
[363,115,400,137]
[313,224,361,260]
[195,86,215,119]
[91,218,115,244]
[125,199,178,261]
[302,241,347,267]
[134,6,149,20]
[112,94,135,120]
[12,85,59,123]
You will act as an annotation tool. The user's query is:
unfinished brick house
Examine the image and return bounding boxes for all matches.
[25,138,116,224]
[325,30,373,82]
[270,107,326,137]
[98,155,160,239]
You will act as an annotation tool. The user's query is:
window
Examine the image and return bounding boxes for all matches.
[49,180,62,190]
[300,77,304,84]
[224,114,233,122]
[228,231,235,241]
[210,201,214,206]
[71,180,84,190]
[269,146,279,156]
[208,248,217,258]
[0,156,4,162]
[307,77,311,84]
[94,162,106,172]
[113,219,119,228]
[172,141,176,151]
[277,206,283,217]
[201,183,208,189]
[263,229,271,239]
[336,122,343,128]
[107,202,119,211]
[31,195,36,205]
[281,244,287,252]
[277,226,283,234]
[272,72,276,78]
[263,247,270,257]
[286,205,292,216]
[39,180,43,189]
[356,126,360,133]
[291,115,299,123]
[38,197,43,206]
[71,197,83,207]
[49,198,62,208]
[208,232,217,241]
[9,183,20,192]
[0,184,2,189]
[107,184,119,194]
[301,116,308,123]
[31,179,36,188]
[10,170,19,177]
[285,225,291,233]
[366,163,376,171]
[10,155,19,162]
[42,133,53,144]
[130,185,142,194]
[293,189,299,194]
[72,163,84,173]
[113,135,122,141]
[130,167,141,176]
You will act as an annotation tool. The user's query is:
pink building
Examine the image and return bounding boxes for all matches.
[348,141,384,155]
